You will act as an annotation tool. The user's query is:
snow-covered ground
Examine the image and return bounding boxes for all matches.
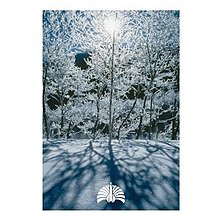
[43,139,179,210]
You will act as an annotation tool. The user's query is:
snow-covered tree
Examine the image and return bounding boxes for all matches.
[43,11,81,138]
[72,11,140,144]
[128,11,180,140]
[43,10,179,141]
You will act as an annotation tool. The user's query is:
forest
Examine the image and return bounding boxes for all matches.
[43,10,179,143]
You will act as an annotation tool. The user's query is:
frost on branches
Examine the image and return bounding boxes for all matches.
[43,10,180,211]
[43,10,179,142]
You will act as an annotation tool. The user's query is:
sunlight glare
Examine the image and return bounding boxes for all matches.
[104,16,120,35]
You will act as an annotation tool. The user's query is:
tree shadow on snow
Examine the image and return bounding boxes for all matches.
[105,140,179,210]
[43,139,179,210]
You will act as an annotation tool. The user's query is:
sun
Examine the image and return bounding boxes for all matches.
[104,15,120,35]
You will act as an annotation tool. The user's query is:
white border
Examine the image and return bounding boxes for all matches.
[1,0,220,220]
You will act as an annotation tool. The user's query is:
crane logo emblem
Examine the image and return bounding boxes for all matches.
[97,182,125,203]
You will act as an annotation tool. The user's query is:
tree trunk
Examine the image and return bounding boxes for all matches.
[93,96,100,141]
[136,95,147,139]
[171,99,178,140]
[171,117,177,140]
[108,14,116,148]
[60,99,64,138]
[58,87,65,138]
[117,98,137,140]
[148,94,153,140]
[43,67,49,139]
[43,101,49,139]
[67,121,72,139]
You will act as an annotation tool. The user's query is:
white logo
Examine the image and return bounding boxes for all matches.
[97,182,125,203]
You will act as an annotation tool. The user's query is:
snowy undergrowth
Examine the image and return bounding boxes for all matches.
[43,139,179,210]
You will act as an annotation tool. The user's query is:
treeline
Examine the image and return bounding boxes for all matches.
[43,10,179,141]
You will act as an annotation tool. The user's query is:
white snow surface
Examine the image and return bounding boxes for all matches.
[43,139,179,210]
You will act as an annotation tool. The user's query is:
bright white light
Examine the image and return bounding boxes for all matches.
[104,16,120,35]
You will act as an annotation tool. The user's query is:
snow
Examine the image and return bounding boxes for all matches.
[43,139,179,210]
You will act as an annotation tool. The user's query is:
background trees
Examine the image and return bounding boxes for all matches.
[43,10,179,141]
